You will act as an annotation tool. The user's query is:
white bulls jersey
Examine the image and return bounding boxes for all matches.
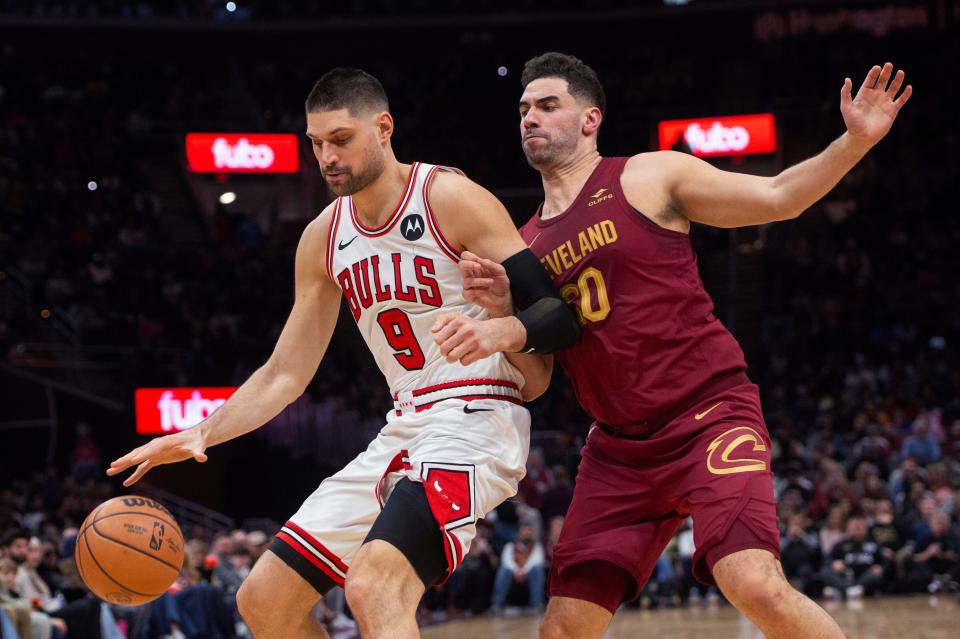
[325,162,525,408]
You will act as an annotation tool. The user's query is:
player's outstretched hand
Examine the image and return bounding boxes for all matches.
[107,428,208,487]
[433,313,511,365]
[458,251,513,318]
[841,62,912,147]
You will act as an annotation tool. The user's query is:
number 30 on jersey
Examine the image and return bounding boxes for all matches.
[560,267,610,325]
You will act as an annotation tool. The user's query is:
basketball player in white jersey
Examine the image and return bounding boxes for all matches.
[107,68,580,638]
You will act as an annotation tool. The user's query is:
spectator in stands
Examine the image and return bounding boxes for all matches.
[905,511,960,593]
[780,513,821,595]
[901,419,941,465]
[452,529,498,616]
[518,449,553,511]
[539,466,573,526]
[0,531,28,567]
[14,538,56,612]
[490,524,545,614]
[820,514,886,599]
[819,504,848,557]
[0,558,67,639]
[247,531,269,564]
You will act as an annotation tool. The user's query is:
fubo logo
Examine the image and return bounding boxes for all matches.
[135,387,238,434]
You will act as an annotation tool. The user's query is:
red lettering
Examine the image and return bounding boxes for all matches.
[414,256,442,307]
[352,259,374,309]
[370,255,391,302]
[392,253,418,302]
[337,269,361,321]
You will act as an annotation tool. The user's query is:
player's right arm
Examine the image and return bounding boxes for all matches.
[107,207,342,487]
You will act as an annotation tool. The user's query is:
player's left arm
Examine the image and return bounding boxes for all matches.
[427,171,580,400]
[655,63,912,228]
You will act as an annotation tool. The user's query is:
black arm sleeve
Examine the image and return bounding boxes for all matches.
[501,249,581,354]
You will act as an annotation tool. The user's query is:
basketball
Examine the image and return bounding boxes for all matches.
[74,496,184,605]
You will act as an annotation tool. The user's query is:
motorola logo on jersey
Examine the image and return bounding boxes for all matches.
[400,214,425,241]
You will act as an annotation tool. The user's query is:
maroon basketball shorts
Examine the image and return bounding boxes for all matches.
[549,382,779,612]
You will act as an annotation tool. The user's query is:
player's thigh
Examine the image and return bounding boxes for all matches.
[237,549,322,622]
[269,441,404,596]
[540,595,614,639]
[357,478,446,589]
[550,435,679,601]
[683,416,779,585]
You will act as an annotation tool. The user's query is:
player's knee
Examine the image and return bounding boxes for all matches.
[539,604,604,639]
[539,614,573,639]
[343,566,379,614]
[236,573,272,629]
[715,555,789,616]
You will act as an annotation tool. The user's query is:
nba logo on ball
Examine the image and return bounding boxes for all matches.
[401,214,425,241]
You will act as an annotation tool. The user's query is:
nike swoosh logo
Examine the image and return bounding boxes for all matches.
[527,232,543,249]
[463,405,493,414]
[695,402,723,420]
[338,236,358,250]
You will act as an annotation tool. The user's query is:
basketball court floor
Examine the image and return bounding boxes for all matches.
[421,596,959,638]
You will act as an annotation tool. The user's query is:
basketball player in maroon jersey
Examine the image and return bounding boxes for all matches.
[442,53,911,637]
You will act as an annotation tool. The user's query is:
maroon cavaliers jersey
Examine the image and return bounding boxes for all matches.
[519,157,749,428]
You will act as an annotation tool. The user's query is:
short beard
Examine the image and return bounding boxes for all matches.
[522,130,578,171]
[323,146,386,197]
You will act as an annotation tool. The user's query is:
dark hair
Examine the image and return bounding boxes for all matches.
[521,52,606,114]
[0,528,29,548]
[305,68,389,115]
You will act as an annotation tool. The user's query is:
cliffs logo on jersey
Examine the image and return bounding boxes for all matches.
[588,188,613,207]
[401,214,425,241]
[337,253,443,321]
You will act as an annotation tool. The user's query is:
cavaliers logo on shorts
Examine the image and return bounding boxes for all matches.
[705,426,768,475]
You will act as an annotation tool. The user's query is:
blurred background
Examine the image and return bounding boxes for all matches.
[0,0,958,636]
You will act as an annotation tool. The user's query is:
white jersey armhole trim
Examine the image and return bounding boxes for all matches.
[325,198,344,283]
[423,165,464,264]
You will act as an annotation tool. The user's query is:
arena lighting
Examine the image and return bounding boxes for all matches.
[226,2,237,12]
[219,191,237,205]
[497,66,508,77]
[87,181,98,191]
[185,133,299,173]
[135,387,238,434]
[658,113,777,158]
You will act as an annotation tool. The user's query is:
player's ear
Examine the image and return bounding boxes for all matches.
[582,107,602,136]
[375,111,394,142]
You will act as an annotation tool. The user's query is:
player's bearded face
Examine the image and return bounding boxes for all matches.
[519,80,581,169]
[521,118,579,169]
[321,137,385,196]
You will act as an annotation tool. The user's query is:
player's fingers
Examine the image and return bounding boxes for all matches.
[876,62,893,91]
[460,250,482,263]
[459,347,482,366]
[432,320,461,346]
[431,313,456,332]
[123,460,152,487]
[437,327,467,355]
[107,448,146,474]
[886,69,905,97]
[457,259,483,277]
[894,84,913,108]
[840,77,853,103]
[463,277,494,290]
[480,257,507,276]
[860,65,881,92]
[446,340,474,363]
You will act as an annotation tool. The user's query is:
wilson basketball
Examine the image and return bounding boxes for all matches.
[75,496,184,605]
